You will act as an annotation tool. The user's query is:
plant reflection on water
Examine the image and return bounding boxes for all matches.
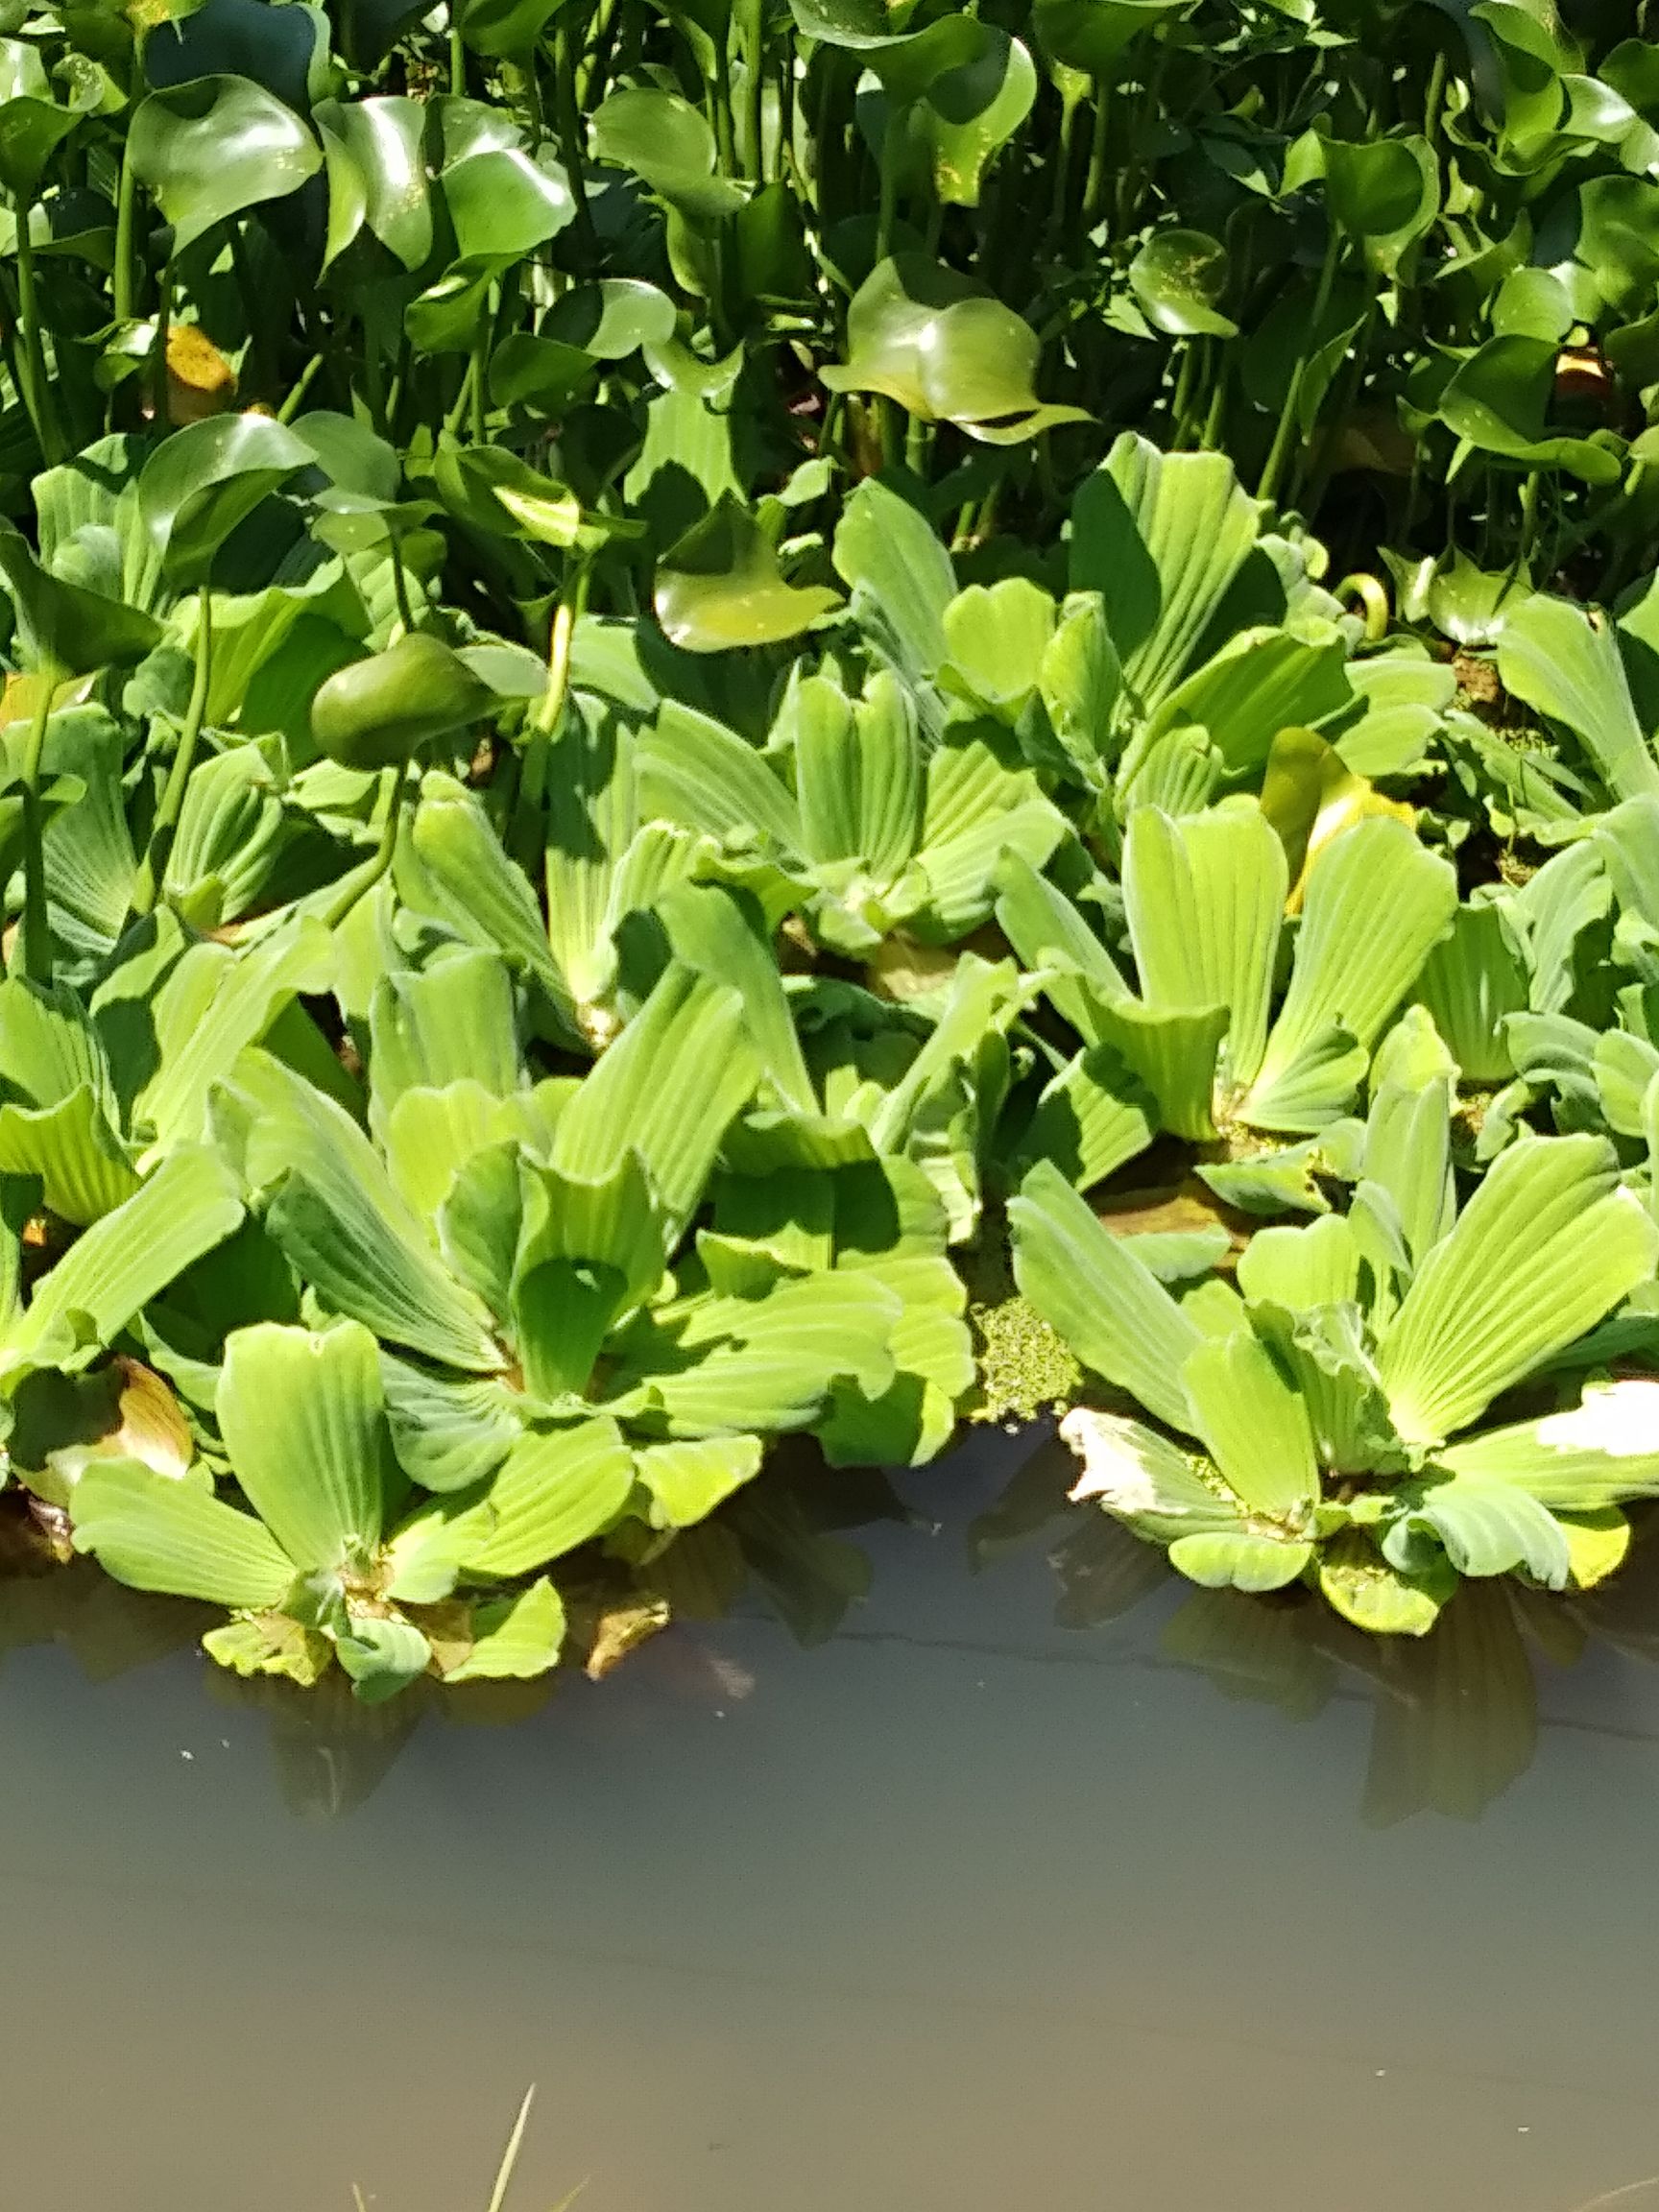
[3,1427,1655,1831]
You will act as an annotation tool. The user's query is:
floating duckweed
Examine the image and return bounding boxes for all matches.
[969,1238,1083,1424]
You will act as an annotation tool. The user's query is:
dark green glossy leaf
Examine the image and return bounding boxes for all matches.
[317,94,433,272]
[128,74,323,255]
[822,254,1089,440]
[143,0,329,115]
[137,411,316,589]
[1437,334,1623,484]
[1032,0,1191,76]
[1321,132,1439,275]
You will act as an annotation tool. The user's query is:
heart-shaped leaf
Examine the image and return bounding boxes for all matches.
[654,495,843,652]
[128,74,323,256]
[822,254,1089,441]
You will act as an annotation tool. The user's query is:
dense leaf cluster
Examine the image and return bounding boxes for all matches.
[0,0,1658,1686]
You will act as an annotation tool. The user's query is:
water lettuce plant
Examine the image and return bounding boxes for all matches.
[1018,1033,1659,1632]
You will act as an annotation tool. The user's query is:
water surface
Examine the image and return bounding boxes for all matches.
[1,1426,1656,2212]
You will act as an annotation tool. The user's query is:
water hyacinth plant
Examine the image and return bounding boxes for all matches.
[0,0,1654,1687]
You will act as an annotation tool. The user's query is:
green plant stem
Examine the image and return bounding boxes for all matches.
[1083,77,1112,232]
[1047,82,1082,251]
[469,311,489,442]
[533,585,578,738]
[554,18,598,251]
[739,0,765,180]
[1168,338,1202,447]
[712,25,738,176]
[1423,45,1448,146]
[12,194,62,467]
[1504,467,1543,595]
[113,151,139,326]
[15,675,57,983]
[778,48,795,186]
[1257,224,1342,510]
[875,131,899,265]
[132,587,213,918]
[449,9,468,94]
[321,765,406,932]
[1199,352,1229,450]
[151,251,175,426]
[277,350,326,423]
[445,355,481,439]
[389,538,418,636]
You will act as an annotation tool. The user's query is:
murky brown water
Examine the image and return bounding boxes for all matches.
[2,1425,1658,2212]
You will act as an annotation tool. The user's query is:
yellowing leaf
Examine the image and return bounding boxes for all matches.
[1261,726,1417,914]
[166,323,237,425]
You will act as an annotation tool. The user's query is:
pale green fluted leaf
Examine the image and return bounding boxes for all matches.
[0,1087,137,1225]
[1009,1160,1202,1434]
[1415,902,1527,1084]
[447,1417,637,1576]
[606,1270,900,1437]
[219,1049,504,1372]
[1180,1330,1319,1523]
[637,701,804,852]
[1318,1537,1448,1635]
[792,669,924,885]
[550,962,758,1237]
[1167,1530,1315,1592]
[656,880,814,1117]
[218,1321,390,1575]
[381,1355,522,1493]
[1514,840,1610,1013]
[994,851,1131,1039]
[1378,1135,1659,1446]
[634,1435,763,1527]
[1496,594,1659,804]
[437,1578,566,1682]
[1438,1381,1659,1507]
[865,955,1025,1157]
[1596,796,1659,936]
[911,737,1067,940]
[0,975,116,1118]
[334,1615,432,1703]
[369,949,521,1122]
[1243,818,1457,1131]
[1386,1476,1571,1588]
[1362,1070,1455,1270]
[541,700,639,1022]
[1069,434,1261,719]
[403,774,575,1037]
[1092,998,1227,1142]
[134,916,335,1155]
[1143,626,1350,778]
[1059,1406,1242,1542]
[13,1146,244,1364]
[1123,804,1284,1091]
[1235,1214,1359,1310]
[1015,1044,1155,1191]
[512,1151,666,1399]
[1595,1031,1659,1137]
[832,476,954,685]
[383,1081,517,1219]
[70,1456,296,1608]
